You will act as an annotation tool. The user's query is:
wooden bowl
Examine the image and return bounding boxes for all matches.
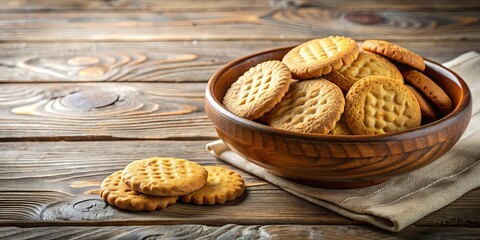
[205,46,472,188]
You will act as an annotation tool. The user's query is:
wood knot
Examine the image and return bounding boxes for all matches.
[67,56,101,66]
[344,12,383,25]
[61,90,119,111]
[41,199,114,221]
[79,66,107,78]
[73,199,107,212]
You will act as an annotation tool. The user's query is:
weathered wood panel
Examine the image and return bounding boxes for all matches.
[2,0,478,12]
[0,141,351,225]
[0,41,477,83]
[0,9,477,42]
[0,141,478,227]
[0,0,272,12]
[1,225,480,240]
[0,83,218,140]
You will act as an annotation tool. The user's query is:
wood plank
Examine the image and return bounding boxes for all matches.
[0,141,352,226]
[0,141,478,227]
[1,225,480,239]
[0,82,217,140]
[2,0,478,12]
[0,41,477,83]
[0,9,477,42]
[1,0,272,12]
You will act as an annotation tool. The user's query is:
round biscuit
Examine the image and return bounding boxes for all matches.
[345,76,421,135]
[100,171,178,211]
[324,51,403,92]
[122,157,208,197]
[406,85,439,122]
[328,115,352,135]
[362,39,425,71]
[181,166,245,205]
[282,36,360,79]
[403,70,453,116]
[223,60,292,120]
[268,78,345,134]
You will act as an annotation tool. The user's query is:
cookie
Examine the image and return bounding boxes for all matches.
[345,76,421,135]
[406,85,439,122]
[100,171,178,211]
[122,157,208,197]
[223,60,292,120]
[268,78,345,134]
[329,115,352,135]
[324,51,403,92]
[362,40,425,71]
[403,70,453,115]
[282,36,360,79]
[181,166,245,205]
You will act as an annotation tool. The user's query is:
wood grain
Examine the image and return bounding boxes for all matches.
[0,141,478,227]
[0,140,351,225]
[2,0,478,12]
[1,225,480,239]
[0,0,272,12]
[0,9,477,42]
[0,82,217,140]
[0,41,477,83]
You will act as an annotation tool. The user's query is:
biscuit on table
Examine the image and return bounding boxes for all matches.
[362,39,425,71]
[100,171,178,211]
[403,69,453,116]
[282,36,360,79]
[406,85,439,122]
[181,166,245,205]
[268,78,345,134]
[345,76,421,135]
[122,157,208,197]
[223,60,292,120]
[324,51,403,92]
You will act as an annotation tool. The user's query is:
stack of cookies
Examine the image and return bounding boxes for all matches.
[100,157,245,211]
[223,36,453,135]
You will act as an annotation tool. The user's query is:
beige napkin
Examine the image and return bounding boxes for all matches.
[206,51,480,232]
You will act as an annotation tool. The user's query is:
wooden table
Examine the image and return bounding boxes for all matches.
[0,1,479,239]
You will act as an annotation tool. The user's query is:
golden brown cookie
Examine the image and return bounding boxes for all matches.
[223,60,292,120]
[362,40,425,71]
[345,76,421,135]
[100,171,178,211]
[406,85,439,122]
[324,51,403,92]
[282,36,360,79]
[122,157,208,197]
[328,115,352,135]
[181,166,245,205]
[268,78,345,134]
[403,70,453,116]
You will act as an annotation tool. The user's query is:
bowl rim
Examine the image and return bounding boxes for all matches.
[205,46,472,142]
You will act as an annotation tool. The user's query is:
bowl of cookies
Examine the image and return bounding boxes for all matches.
[205,36,472,188]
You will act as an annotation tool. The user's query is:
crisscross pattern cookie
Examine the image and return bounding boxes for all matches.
[181,166,245,205]
[122,157,208,197]
[362,39,425,71]
[268,79,345,134]
[345,76,421,135]
[223,60,292,120]
[325,51,403,92]
[282,36,360,79]
[100,171,178,211]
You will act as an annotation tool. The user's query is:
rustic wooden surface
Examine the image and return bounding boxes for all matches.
[0,0,479,239]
